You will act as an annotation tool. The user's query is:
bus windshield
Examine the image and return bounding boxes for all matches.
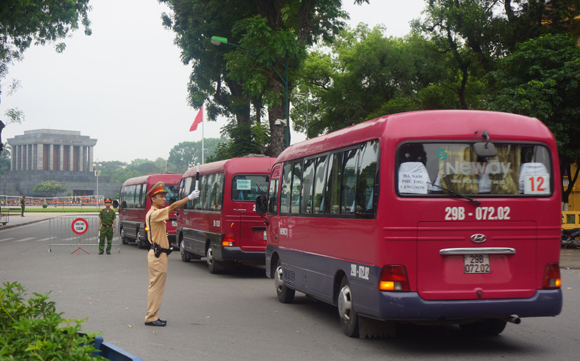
[164,185,179,200]
[231,175,269,202]
[397,142,552,197]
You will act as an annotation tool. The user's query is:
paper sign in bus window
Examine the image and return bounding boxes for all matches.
[398,162,429,194]
[236,179,252,190]
[523,174,550,195]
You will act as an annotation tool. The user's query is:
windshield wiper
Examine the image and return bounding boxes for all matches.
[428,182,481,206]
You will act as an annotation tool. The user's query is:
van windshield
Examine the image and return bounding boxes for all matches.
[396,143,552,197]
[164,185,178,200]
[231,175,268,202]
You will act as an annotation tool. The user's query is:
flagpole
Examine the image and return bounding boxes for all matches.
[201,103,205,164]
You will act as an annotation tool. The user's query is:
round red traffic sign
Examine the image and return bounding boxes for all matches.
[71,218,89,235]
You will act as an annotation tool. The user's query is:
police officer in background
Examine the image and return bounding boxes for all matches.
[144,181,199,327]
[98,197,116,255]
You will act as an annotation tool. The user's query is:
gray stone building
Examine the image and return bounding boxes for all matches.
[0,129,119,197]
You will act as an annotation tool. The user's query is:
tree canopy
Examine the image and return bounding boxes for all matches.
[32,180,68,197]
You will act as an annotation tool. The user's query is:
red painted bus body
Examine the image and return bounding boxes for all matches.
[118,174,182,248]
[177,156,275,273]
[261,110,562,337]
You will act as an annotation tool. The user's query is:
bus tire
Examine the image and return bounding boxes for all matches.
[120,227,128,245]
[459,319,507,336]
[206,245,223,274]
[338,277,360,338]
[275,259,295,303]
[180,240,190,262]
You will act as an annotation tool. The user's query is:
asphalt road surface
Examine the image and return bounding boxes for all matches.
[1,220,579,361]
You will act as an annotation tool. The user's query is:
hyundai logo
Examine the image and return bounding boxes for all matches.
[471,234,487,243]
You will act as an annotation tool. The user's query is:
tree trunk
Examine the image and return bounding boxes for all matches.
[267,77,287,157]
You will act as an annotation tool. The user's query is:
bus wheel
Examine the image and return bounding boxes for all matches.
[275,260,295,303]
[180,240,190,262]
[120,228,128,245]
[338,277,360,338]
[206,245,223,274]
[460,319,507,336]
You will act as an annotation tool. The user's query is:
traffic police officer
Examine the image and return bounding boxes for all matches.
[98,197,116,255]
[144,181,199,326]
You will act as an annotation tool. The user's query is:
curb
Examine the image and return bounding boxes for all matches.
[0,218,52,231]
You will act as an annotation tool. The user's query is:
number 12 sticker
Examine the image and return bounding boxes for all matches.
[524,174,550,194]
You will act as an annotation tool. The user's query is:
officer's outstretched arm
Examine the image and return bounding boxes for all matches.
[167,189,200,212]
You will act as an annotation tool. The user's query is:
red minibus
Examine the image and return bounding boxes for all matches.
[118,174,182,248]
[256,110,563,337]
[176,155,275,273]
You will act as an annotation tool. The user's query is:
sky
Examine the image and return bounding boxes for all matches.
[0,0,426,164]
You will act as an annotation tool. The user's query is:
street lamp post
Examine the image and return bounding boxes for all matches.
[210,36,290,148]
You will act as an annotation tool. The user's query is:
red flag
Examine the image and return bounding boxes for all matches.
[189,106,203,132]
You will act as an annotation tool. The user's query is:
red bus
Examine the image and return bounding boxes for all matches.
[118,174,182,248]
[176,155,275,273]
[256,110,562,337]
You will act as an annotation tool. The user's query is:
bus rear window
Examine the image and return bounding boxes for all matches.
[231,175,269,202]
[396,143,552,197]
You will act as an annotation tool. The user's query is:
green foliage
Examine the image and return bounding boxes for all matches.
[0,281,106,360]
[32,180,68,197]
[488,33,580,203]
[167,138,223,174]
[208,121,270,162]
[0,0,92,80]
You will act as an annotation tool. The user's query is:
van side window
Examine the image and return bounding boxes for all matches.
[280,163,292,214]
[341,149,358,215]
[211,173,224,211]
[290,162,302,214]
[356,140,379,218]
[312,155,328,214]
[327,152,343,215]
[301,158,315,214]
[184,177,194,209]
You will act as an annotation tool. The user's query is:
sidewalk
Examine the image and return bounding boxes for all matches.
[2,215,580,269]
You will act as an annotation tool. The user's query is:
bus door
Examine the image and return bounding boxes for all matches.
[231,174,269,251]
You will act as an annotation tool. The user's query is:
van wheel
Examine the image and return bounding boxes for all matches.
[180,240,190,262]
[120,228,128,245]
[206,245,223,274]
[338,277,360,338]
[137,231,146,249]
[460,319,507,336]
[275,260,295,303]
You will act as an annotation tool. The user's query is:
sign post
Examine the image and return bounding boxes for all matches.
[71,218,89,255]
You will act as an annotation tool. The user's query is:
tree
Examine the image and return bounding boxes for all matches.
[0,141,9,175]
[32,180,68,197]
[488,33,580,205]
[159,0,368,157]
[167,137,225,173]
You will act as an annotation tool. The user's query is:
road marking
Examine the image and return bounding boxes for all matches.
[36,238,50,242]
[0,237,15,242]
[15,237,34,242]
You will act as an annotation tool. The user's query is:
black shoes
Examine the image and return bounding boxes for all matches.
[98,252,103,255]
[145,319,167,327]
[107,252,111,255]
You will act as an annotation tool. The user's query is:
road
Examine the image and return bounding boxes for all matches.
[1,220,579,361]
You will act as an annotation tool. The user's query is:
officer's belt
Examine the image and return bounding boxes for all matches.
[102,225,112,228]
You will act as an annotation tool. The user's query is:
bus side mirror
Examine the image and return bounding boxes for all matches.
[112,200,119,209]
[256,195,267,215]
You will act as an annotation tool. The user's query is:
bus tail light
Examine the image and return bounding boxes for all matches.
[379,265,410,291]
[222,234,236,247]
[542,263,561,289]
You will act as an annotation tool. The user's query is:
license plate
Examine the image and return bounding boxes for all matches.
[464,254,490,274]
[172,221,177,227]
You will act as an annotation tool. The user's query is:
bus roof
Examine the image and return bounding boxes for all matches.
[121,173,182,187]
[182,156,276,178]
[276,110,554,163]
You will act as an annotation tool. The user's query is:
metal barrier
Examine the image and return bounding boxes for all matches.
[48,216,120,254]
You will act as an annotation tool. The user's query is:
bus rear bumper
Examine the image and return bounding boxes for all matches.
[220,247,265,262]
[373,289,563,321]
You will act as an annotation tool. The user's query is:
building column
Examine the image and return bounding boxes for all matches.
[69,145,74,171]
[37,143,44,170]
[77,146,82,172]
[25,145,30,171]
[59,145,64,170]
[48,144,54,170]
[19,145,23,171]
[88,146,94,172]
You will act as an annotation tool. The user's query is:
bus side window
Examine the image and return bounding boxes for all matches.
[327,152,343,215]
[356,140,379,218]
[301,159,315,214]
[215,173,224,211]
[290,162,302,214]
[268,179,279,215]
[341,149,358,214]
[184,177,194,209]
[280,163,292,214]
[312,155,328,214]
